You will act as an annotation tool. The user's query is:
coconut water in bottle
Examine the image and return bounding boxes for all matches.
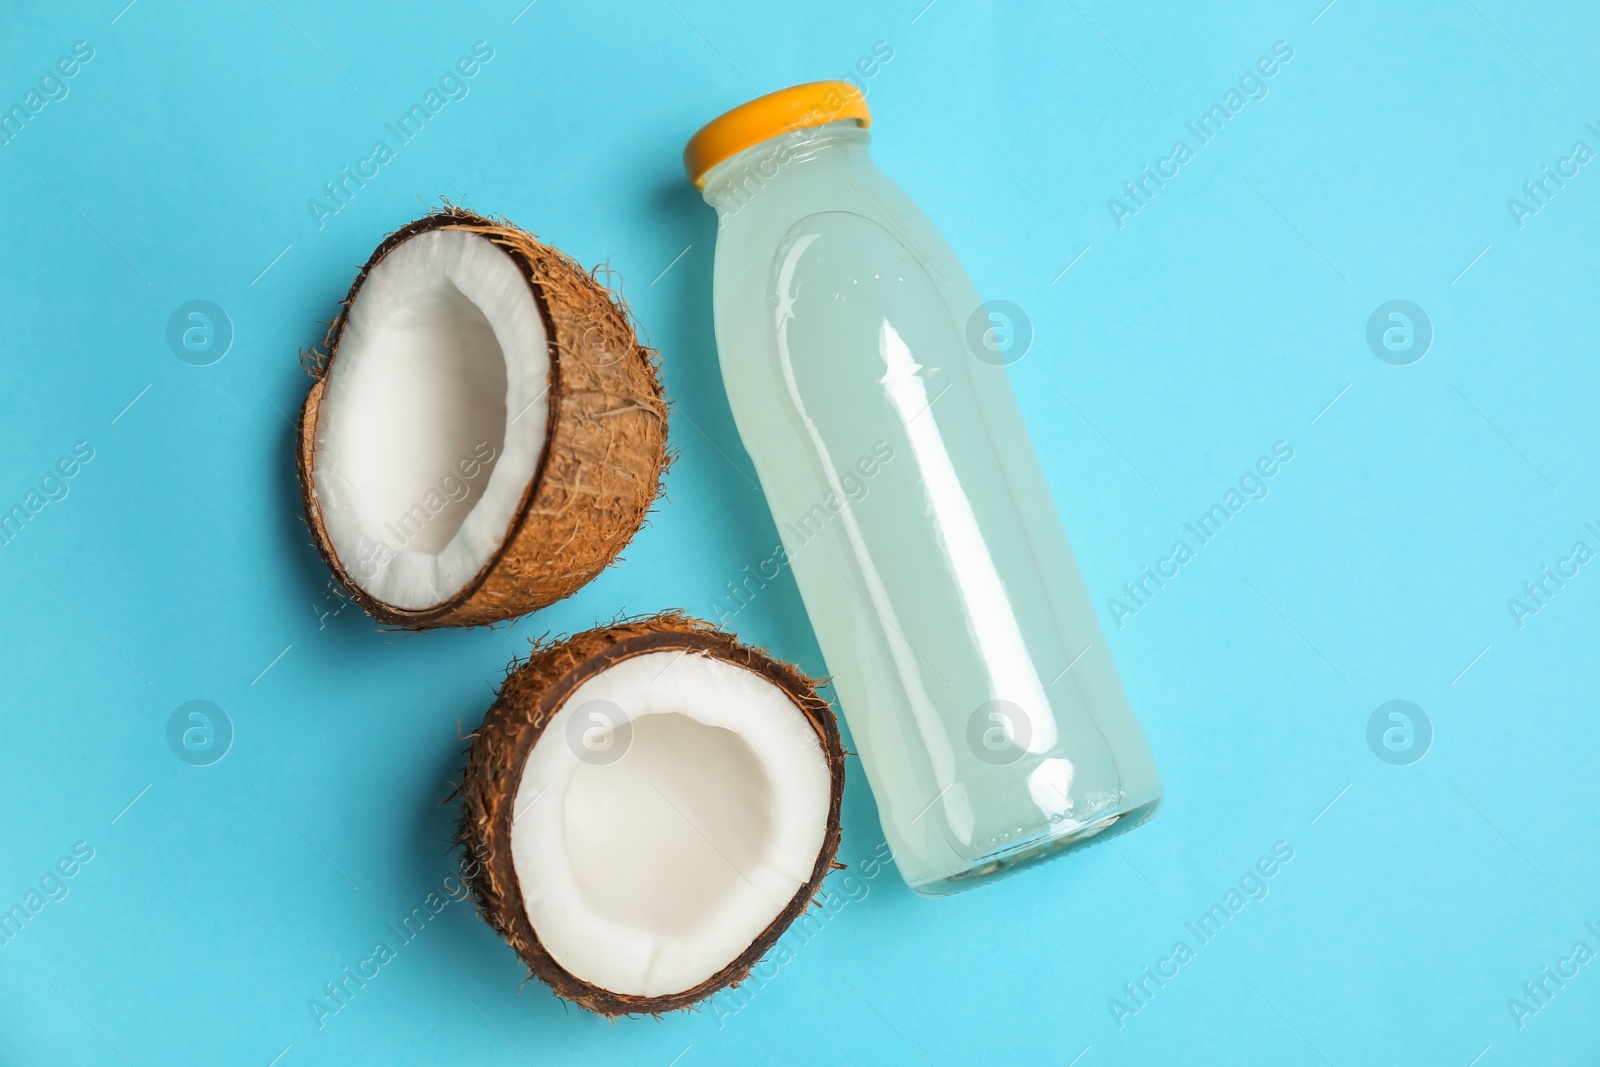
[685,82,1161,894]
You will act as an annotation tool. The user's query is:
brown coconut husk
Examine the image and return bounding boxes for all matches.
[456,613,846,1017]
[296,207,668,628]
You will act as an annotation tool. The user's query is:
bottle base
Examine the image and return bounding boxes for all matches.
[909,795,1162,898]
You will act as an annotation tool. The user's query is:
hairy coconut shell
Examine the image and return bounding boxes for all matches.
[457,613,846,1016]
[297,207,667,628]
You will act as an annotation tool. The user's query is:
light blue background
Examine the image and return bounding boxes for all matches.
[2,1,1597,1063]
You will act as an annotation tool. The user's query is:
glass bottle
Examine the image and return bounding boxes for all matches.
[685,82,1161,894]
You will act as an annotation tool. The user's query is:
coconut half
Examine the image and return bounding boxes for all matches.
[297,208,667,627]
[457,614,845,1015]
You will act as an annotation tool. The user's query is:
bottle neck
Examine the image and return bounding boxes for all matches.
[701,120,871,218]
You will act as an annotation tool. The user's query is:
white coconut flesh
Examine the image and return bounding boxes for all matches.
[311,228,551,611]
[511,651,832,998]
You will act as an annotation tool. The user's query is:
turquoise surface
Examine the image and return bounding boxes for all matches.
[2,1,1598,1063]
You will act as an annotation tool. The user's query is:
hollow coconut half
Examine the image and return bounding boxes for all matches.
[297,208,667,627]
[457,614,845,1016]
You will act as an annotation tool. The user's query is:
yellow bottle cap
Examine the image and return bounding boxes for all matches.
[683,81,873,189]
